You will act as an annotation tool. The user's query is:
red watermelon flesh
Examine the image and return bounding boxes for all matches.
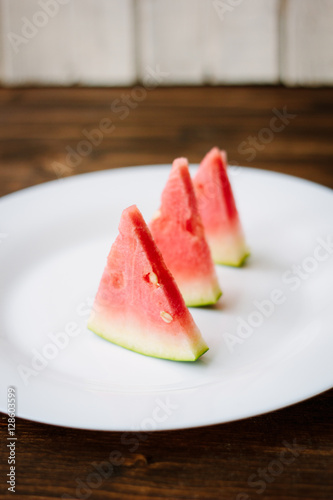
[88,205,208,361]
[149,158,221,307]
[193,147,249,266]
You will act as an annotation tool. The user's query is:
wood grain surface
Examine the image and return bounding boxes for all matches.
[0,86,332,499]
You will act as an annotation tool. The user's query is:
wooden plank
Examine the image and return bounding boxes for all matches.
[205,0,280,84]
[0,0,17,84]
[281,0,333,86]
[138,0,279,85]
[1,0,75,85]
[137,0,205,84]
[71,0,136,86]
[0,0,5,83]
[1,0,136,86]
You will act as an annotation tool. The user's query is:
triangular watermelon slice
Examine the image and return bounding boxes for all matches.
[88,205,208,361]
[193,147,249,266]
[149,158,222,307]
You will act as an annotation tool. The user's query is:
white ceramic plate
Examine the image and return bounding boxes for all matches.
[0,166,332,431]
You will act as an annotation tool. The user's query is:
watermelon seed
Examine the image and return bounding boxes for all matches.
[149,271,159,285]
[160,311,173,323]
[144,271,160,286]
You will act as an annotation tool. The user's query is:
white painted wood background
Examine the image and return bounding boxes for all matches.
[0,0,332,86]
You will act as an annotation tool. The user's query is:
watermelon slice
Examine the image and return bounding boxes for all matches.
[88,205,208,361]
[149,158,222,307]
[193,147,249,266]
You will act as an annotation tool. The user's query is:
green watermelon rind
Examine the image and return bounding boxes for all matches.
[87,323,209,362]
[186,288,223,308]
[214,250,251,268]
[208,231,250,267]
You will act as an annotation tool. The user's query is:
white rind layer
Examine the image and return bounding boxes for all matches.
[177,277,222,307]
[208,231,250,267]
[87,312,209,361]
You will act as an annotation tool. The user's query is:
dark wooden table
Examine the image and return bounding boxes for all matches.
[0,86,332,499]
